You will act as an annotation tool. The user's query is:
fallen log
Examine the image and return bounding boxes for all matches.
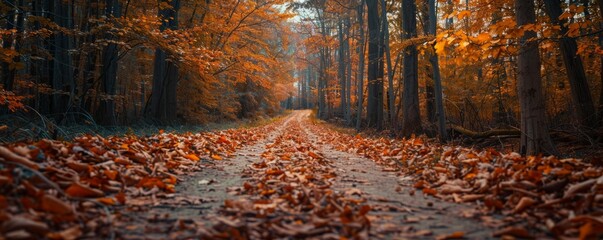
[450,124,521,138]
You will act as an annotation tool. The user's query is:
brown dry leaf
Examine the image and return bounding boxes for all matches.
[40,195,73,215]
[493,226,533,239]
[564,179,596,199]
[0,146,39,169]
[436,231,464,240]
[47,226,81,240]
[512,197,536,214]
[1,216,49,235]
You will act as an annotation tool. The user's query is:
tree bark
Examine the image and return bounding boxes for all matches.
[345,17,352,124]
[401,0,422,136]
[98,0,121,125]
[543,0,596,128]
[597,0,603,126]
[366,0,383,129]
[147,0,180,124]
[356,0,366,131]
[428,0,448,140]
[515,0,556,155]
[338,19,346,117]
[381,0,395,128]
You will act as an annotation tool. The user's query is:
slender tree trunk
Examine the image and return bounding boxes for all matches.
[381,0,395,128]
[425,0,448,140]
[1,0,17,93]
[338,19,346,117]
[366,0,383,129]
[515,0,556,155]
[345,17,352,124]
[356,0,366,130]
[401,0,422,136]
[544,0,596,128]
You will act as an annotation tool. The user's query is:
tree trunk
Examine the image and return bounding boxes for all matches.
[345,17,352,124]
[51,0,74,120]
[338,19,346,117]
[381,0,395,128]
[401,0,422,136]
[1,0,17,94]
[98,0,121,125]
[147,0,180,124]
[515,0,556,155]
[544,0,596,128]
[597,0,603,126]
[366,0,383,129]
[356,0,366,131]
[428,0,448,140]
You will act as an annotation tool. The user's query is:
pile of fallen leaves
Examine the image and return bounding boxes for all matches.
[199,118,371,239]
[310,122,603,239]
[0,123,276,239]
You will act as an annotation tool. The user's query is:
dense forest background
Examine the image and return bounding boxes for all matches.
[1,0,603,155]
[0,0,297,128]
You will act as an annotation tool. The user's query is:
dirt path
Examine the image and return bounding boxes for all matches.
[116,110,493,239]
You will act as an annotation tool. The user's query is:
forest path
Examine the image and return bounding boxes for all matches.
[117,110,493,239]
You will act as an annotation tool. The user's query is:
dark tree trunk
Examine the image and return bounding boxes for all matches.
[345,17,352,123]
[356,0,366,130]
[427,0,448,140]
[2,0,24,96]
[515,0,556,155]
[366,0,383,129]
[147,0,180,124]
[401,0,422,136]
[98,0,122,125]
[544,0,596,128]
[597,0,603,126]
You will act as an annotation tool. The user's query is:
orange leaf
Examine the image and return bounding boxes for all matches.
[308,151,321,159]
[65,182,104,198]
[436,231,464,240]
[104,170,118,180]
[185,154,200,161]
[115,192,126,204]
[422,188,437,196]
[211,154,222,160]
[97,197,116,205]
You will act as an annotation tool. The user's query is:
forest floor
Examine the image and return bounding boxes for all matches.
[1,110,602,239]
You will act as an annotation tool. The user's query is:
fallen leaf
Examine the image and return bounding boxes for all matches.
[65,182,104,198]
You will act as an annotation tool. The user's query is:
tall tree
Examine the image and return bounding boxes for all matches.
[427,0,447,140]
[515,0,556,155]
[338,18,346,118]
[598,0,603,125]
[344,16,352,124]
[98,0,122,125]
[381,0,395,127]
[356,0,366,130]
[543,0,596,128]
[147,0,181,123]
[366,0,383,129]
[401,0,421,135]
[51,0,75,119]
